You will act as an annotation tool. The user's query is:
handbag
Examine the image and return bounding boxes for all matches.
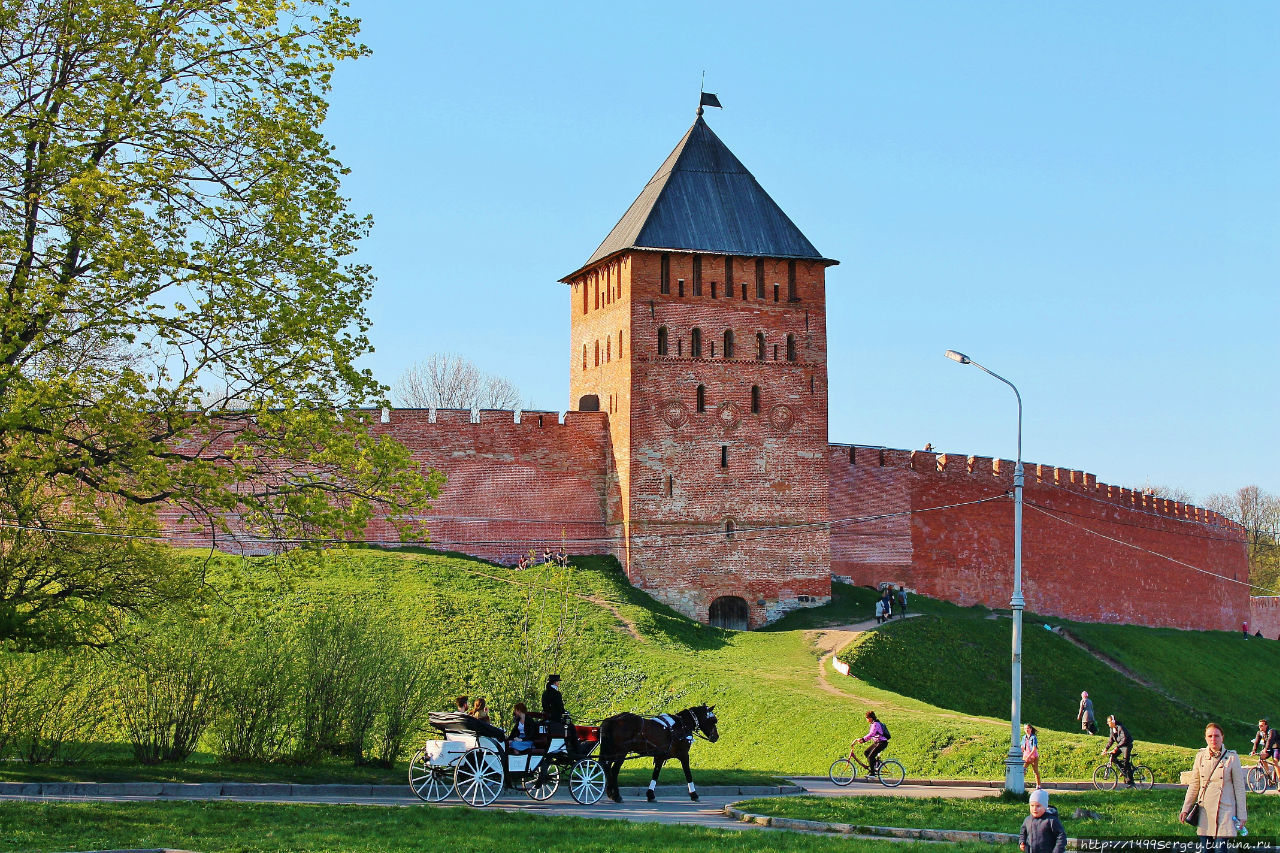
[1182,750,1228,827]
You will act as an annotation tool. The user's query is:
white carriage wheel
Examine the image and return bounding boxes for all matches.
[568,758,607,805]
[453,747,504,807]
[408,748,453,802]
[525,763,561,801]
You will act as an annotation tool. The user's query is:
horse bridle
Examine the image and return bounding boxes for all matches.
[690,707,717,742]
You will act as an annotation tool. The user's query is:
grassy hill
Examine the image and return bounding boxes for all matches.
[4,547,1275,786]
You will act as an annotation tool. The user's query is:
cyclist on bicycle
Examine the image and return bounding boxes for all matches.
[852,710,890,774]
[1249,718,1279,783]
[1103,715,1135,786]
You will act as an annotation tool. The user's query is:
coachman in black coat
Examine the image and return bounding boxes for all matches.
[541,674,567,737]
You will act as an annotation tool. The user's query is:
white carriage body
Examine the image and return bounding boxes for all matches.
[423,730,567,773]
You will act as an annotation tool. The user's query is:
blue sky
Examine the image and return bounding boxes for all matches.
[322,1,1278,502]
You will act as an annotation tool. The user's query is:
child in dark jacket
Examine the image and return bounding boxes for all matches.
[1019,789,1066,853]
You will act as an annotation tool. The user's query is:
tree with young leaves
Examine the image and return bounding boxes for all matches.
[0,0,441,650]
[1205,486,1280,595]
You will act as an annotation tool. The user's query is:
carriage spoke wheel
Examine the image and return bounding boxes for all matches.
[454,747,504,807]
[408,749,453,802]
[828,758,856,787]
[876,759,905,788]
[1092,763,1117,791]
[1129,765,1154,790]
[525,763,560,801]
[568,758,606,805]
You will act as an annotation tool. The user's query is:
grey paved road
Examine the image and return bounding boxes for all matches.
[0,779,1008,831]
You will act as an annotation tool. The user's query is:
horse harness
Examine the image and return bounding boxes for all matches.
[641,709,710,753]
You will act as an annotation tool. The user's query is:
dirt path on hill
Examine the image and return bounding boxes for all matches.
[585,595,643,641]
[809,617,1004,726]
[1055,627,1203,716]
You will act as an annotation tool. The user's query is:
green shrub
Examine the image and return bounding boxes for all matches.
[210,615,297,763]
[0,648,110,763]
[112,616,224,764]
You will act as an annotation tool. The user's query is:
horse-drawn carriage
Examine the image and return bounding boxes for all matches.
[408,711,607,807]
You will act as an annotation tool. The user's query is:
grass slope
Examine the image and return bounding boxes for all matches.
[7,548,1272,786]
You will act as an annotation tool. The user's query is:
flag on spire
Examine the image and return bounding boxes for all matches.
[699,92,722,109]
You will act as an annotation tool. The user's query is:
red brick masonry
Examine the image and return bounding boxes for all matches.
[830,445,1249,632]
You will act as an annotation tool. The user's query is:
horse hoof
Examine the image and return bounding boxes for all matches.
[646,790,656,802]
[609,793,622,804]
[690,792,700,802]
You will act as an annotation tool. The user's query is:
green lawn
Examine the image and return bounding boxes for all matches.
[736,790,1280,836]
[0,800,986,853]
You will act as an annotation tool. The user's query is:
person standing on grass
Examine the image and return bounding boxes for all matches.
[880,587,894,620]
[852,710,890,773]
[1181,722,1247,839]
[1022,723,1042,788]
[1019,788,1066,853]
[897,586,908,616]
[1077,691,1096,735]
[874,597,885,624]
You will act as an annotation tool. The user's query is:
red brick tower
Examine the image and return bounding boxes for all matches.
[562,112,838,628]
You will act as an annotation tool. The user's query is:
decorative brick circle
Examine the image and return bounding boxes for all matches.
[769,403,796,432]
[659,398,689,429]
[717,401,742,433]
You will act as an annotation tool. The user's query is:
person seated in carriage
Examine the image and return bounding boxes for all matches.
[508,702,534,753]
[455,695,470,714]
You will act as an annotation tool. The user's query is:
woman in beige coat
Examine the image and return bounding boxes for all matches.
[1181,723,1247,837]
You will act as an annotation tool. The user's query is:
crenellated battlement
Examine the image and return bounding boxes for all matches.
[829,443,1238,530]
[355,407,608,430]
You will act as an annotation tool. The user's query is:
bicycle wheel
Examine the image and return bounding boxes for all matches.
[829,757,857,786]
[877,759,905,788]
[1247,766,1268,794]
[1130,765,1154,790]
[1092,763,1117,791]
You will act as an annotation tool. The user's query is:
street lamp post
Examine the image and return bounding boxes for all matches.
[944,349,1025,795]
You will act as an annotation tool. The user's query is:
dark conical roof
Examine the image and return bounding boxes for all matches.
[562,116,836,281]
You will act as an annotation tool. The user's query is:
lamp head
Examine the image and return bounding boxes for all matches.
[945,350,971,364]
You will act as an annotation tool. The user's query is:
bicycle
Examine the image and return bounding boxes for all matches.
[1246,760,1279,794]
[829,752,905,788]
[1092,754,1153,790]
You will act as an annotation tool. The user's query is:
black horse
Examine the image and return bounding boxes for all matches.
[597,704,718,803]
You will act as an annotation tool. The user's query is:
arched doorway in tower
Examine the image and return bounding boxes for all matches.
[708,596,749,631]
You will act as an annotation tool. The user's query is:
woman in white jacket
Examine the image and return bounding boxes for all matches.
[1181,723,1247,838]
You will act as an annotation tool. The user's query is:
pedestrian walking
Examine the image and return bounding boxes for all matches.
[897,586,908,616]
[1022,723,1042,788]
[1181,722,1247,839]
[874,598,885,624]
[1077,691,1096,735]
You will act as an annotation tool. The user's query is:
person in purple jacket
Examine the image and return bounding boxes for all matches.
[851,710,890,773]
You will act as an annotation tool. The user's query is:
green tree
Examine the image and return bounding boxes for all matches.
[0,0,442,649]
[1206,486,1280,595]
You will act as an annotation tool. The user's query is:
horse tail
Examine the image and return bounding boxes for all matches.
[598,714,619,761]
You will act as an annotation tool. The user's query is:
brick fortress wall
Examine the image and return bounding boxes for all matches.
[830,445,1250,631]
[1250,597,1280,639]
[157,408,621,564]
